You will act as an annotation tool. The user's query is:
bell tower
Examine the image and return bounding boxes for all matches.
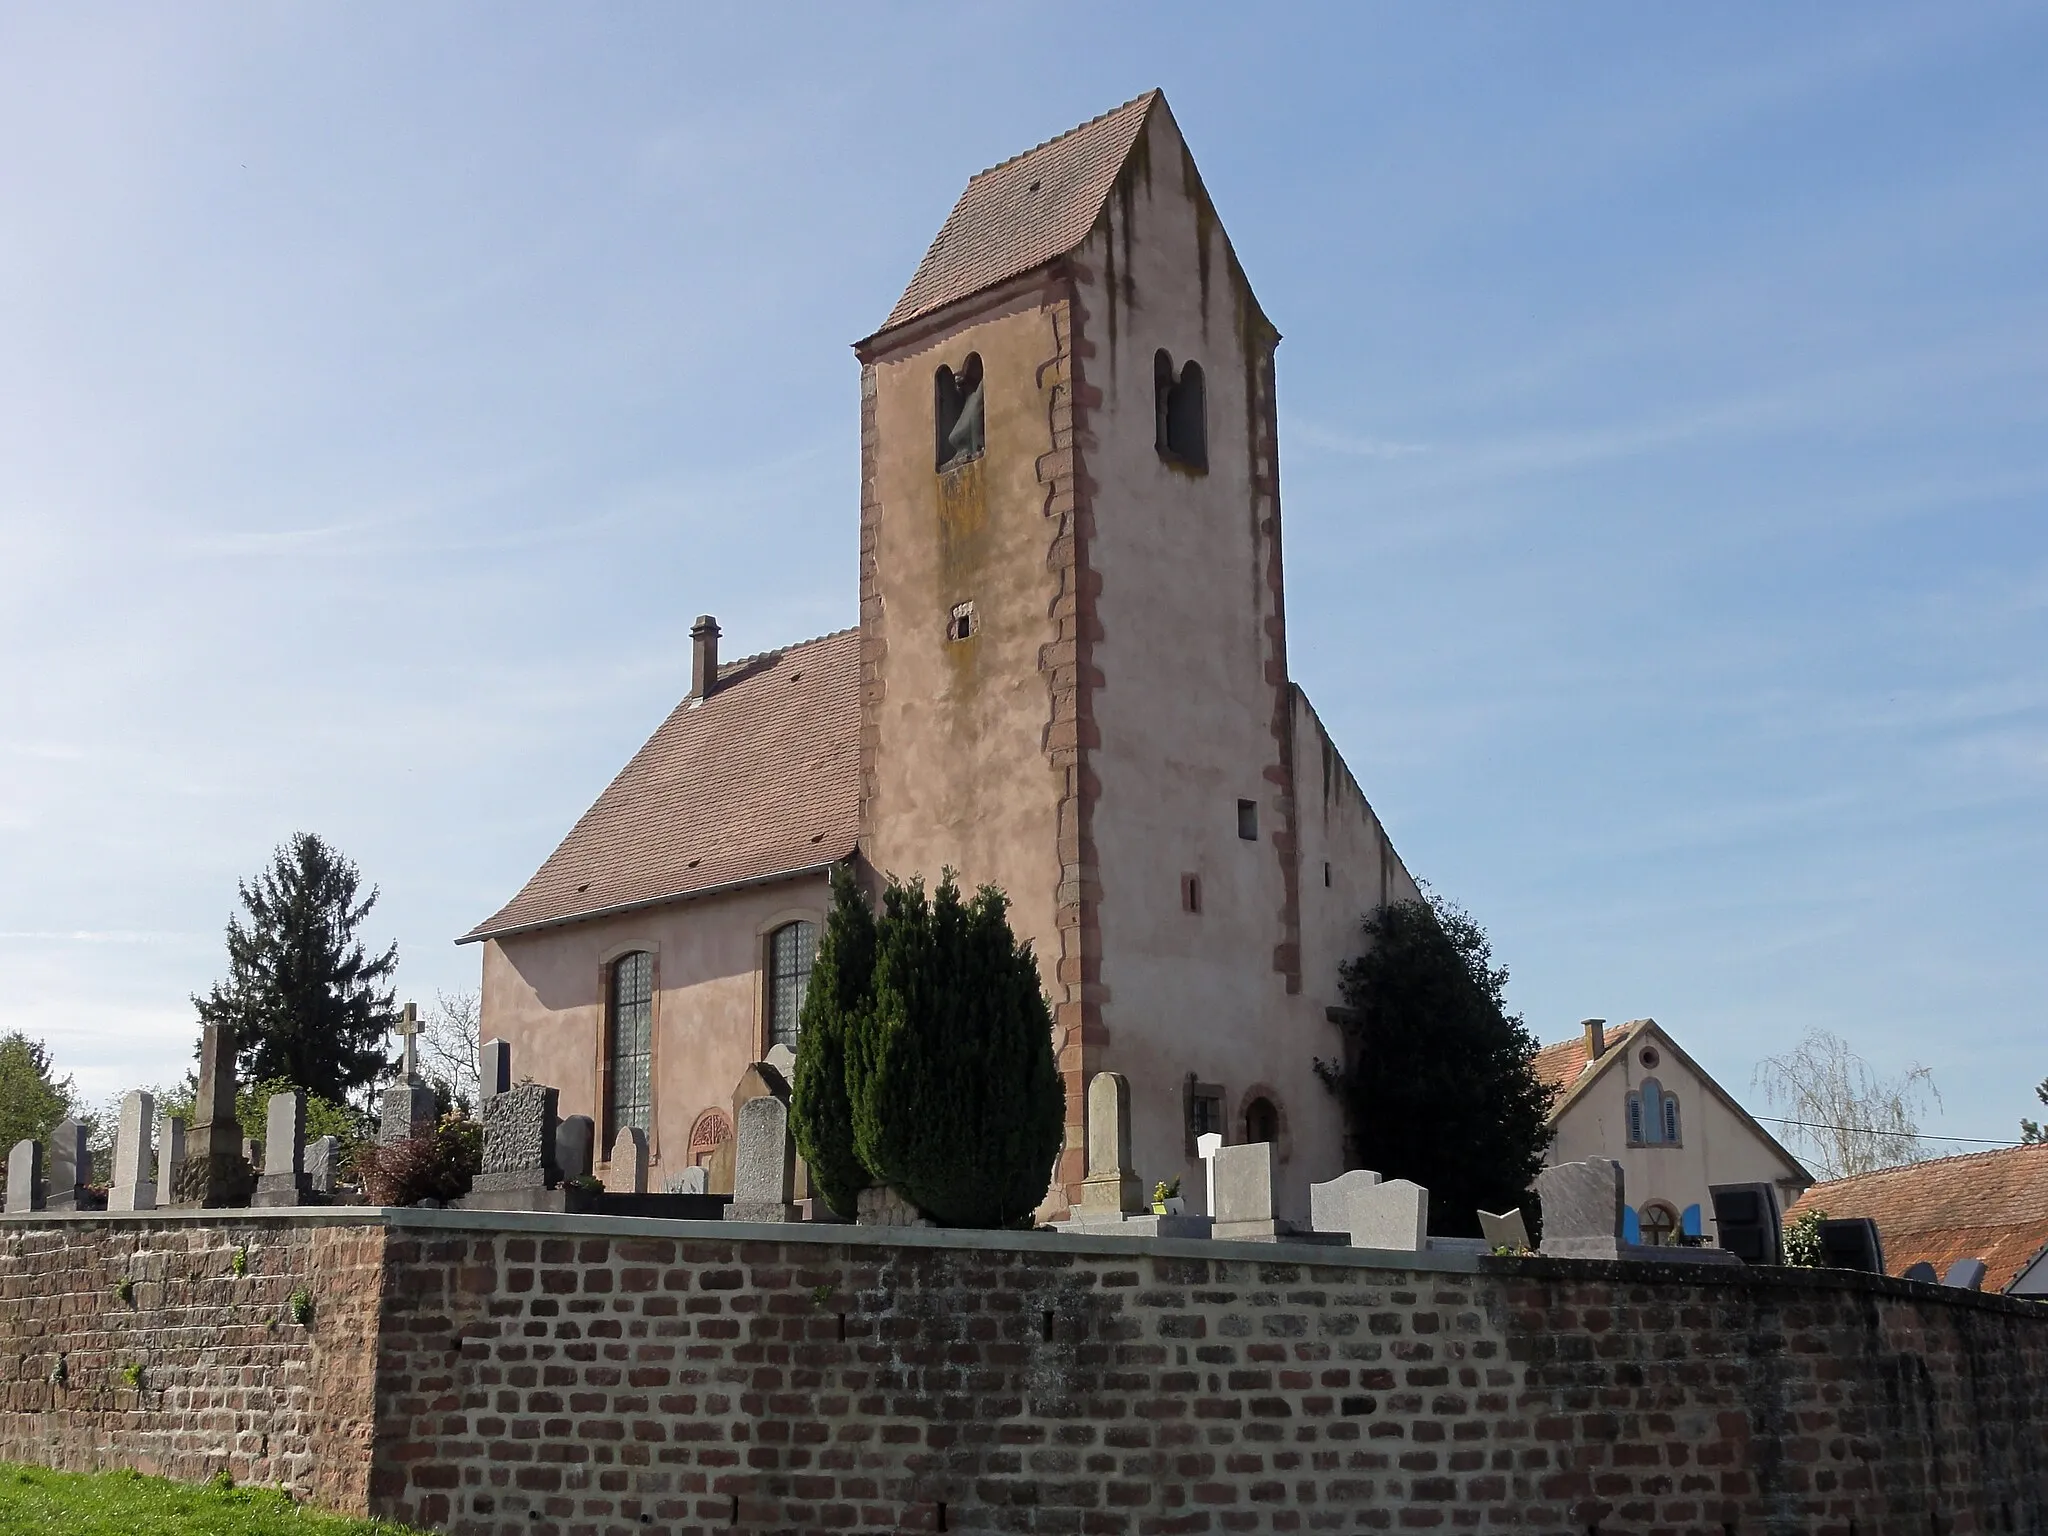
[855,92,1357,1218]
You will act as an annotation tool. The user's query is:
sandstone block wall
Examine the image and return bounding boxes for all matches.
[3,1211,2046,1534]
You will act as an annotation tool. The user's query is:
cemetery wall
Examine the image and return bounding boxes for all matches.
[3,1209,2048,1533]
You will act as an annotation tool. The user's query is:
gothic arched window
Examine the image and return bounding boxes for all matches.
[935,354,985,471]
[767,920,818,1050]
[1154,350,1207,470]
[606,951,654,1142]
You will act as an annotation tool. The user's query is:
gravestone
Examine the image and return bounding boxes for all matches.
[306,1136,339,1198]
[1534,1160,1626,1258]
[720,1062,805,1202]
[45,1118,90,1211]
[664,1166,707,1196]
[472,1082,561,1193]
[1817,1217,1885,1275]
[379,1001,436,1144]
[1075,1072,1145,1216]
[1196,1131,1223,1217]
[479,1038,511,1100]
[175,1024,254,1207]
[5,1140,44,1213]
[157,1116,186,1204]
[1901,1261,1939,1284]
[1211,1142,1282,1241]
[556,1115,594,1183]
[724,1094,798,1222]
[253,1091,310,1207]
[1942,1257,1987,1291]
[604,1128,649,1194]
[108,1090,157,1212]
[1709,1183,1783,1265]
[1478,1207,1531,1251]
[1309,1169,1427,1250]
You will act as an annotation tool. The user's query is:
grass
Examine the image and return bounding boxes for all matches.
[0,1464,426,1535]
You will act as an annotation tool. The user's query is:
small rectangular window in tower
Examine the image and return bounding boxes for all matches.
[1180,872,1201,914]
[1237,799,1258,841]
[947,601,974,642]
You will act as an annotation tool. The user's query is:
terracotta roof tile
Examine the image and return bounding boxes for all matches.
[1532,1020,1644,1099]
[1784,1143,2048,1293]
[878,91,1160,333]
[462,628,861,943]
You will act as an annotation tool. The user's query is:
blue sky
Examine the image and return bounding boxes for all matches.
[2,5,2042,1153]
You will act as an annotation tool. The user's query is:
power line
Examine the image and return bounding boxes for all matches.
[1755,1114,2022,1148]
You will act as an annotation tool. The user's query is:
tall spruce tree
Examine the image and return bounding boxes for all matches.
[1322,895,1555,1237]
[790,867,878,1216]
[848,874,1065,1229]
[193,832,399,1106]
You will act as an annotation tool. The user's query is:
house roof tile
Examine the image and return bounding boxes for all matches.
[461,628,861,943]
[1784,1142,2048,1293]
[877,91,1160,334]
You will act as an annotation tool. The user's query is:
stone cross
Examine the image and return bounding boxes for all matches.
[1075,1072,1145,1217]
[724,1095,798,1222]
[176,1023,254,1208]
[5,1140,44,1213]
[306,1136,339,1197]
[253,1091,310,1207]
[108,1091,157,1212]
[1210,1142,1281,1241]
[395,1000,422,1085]
[473,1082,561,1195]
[45,1118,90,1211]
[604,1128,649,1195]
[557,1116,594,1183]
[1309,1169,1428,1250]
[479,1038,511,1100]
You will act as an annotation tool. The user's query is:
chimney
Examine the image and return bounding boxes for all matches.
[1582,1018,1607,1061]
[690,614,721,700]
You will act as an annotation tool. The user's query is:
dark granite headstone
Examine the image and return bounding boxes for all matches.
[1709,1183,1783,1266]
[471,1082,560,1193]
[479,1038,511,1099]
[1817,1217,1885,1274]
[1901,1261,1938,1284]
[45,1118,90,1211]
[1942,1257,1987,1291]
[557,1115,594,1183]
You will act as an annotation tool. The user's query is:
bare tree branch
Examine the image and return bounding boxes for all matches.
[1751,1028,1944,1181]
[420,988,481,1113]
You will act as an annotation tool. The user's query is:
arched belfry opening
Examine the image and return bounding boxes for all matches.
[1154,349,1207,470]
[935,353,985,471]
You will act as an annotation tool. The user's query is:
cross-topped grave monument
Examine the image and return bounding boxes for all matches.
[380,1001,437,1145]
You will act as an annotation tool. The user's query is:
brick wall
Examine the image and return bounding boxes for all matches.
[6,1210,2048,1533]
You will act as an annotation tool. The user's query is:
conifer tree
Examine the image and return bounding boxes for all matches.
[790,867,877,1216]
[849,874,1065,1228]
[193,832,399,1106]
[1320,895,1554,1237]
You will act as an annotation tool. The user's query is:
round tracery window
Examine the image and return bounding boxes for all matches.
[1639,1046,1661,1070]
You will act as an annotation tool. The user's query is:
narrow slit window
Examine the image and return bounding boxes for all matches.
[1237,799,1258,841]
[934,353,985,471]
[1181,873,1202,914]
[1154,349,1208,470]
[1323,861,1333,888]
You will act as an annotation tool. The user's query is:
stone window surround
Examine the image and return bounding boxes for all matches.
[1236,1081,1290,1165]
[1182,1075,1225,1158]
[752,903,827,1059]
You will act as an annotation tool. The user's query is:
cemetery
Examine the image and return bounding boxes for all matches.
[2,1018,2046,1533]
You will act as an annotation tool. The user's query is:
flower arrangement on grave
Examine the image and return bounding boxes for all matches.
[1152,1177,1182,1215]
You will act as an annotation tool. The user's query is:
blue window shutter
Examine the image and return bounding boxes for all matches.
[1682,1203,1703,1237]
[1623,1206,1642,1244]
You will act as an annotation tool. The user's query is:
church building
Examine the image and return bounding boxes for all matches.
[460,91,1422,1221]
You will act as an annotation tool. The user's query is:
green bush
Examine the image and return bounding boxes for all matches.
[1784,1207,1827,1267]
[790,868,878,1217]
[792,871,1065,1228]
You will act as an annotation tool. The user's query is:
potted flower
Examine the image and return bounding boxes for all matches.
[1152,1178,1183,1216]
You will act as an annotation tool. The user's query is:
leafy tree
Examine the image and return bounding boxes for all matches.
[2020,1077,2047,1144]
[0,1033,80,1200]
[193,832,400,1107]
[1751,1028,1942,1180]
[790,867,878,1216]
[792,871,1065,1228]
[233,1077,371,1157]
[1317,895,1555,1238]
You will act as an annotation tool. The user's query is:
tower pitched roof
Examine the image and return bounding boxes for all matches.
[877,90,1162,334]
[460,628,861,944]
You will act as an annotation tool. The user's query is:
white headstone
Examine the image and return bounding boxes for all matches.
[108,1090,157,1212]
[665,1165,708,1196]
[1076,1071,1144,1216]
[1310,1169,1427,1250]
[5,1140,44,1213]
[157,1115,186,1202]
[604,1127,649,1194]
[1196,1131,1223,1217]
[725,1094,798,1222]
[1211,1142,1281,1241]
[306,1135,339,1196]
[1534,1159,1627,1258]
[265,1091,305,1177]
[1478,1207,1530,1251]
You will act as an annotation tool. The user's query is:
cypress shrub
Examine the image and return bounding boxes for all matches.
[790,867,876,1216]
[849,874,1064,1228]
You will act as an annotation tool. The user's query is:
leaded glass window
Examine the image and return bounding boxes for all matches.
[606,951,653,1139]
[768,921,817,1050]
